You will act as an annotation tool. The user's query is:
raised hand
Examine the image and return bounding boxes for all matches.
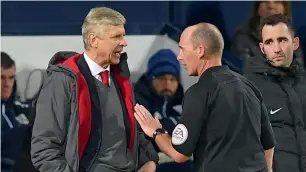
[134,104,162,138]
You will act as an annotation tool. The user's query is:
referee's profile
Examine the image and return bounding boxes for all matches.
[134,22,276,172]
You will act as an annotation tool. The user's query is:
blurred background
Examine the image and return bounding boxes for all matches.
[1,1,306,172]
[1,1,306,97]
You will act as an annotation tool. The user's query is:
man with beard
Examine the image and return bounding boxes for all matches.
[243,14,306,172]
[134,49,193,172]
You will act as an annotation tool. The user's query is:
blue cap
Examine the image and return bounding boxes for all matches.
[147,49,180,80]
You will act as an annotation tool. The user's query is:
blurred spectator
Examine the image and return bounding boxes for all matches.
[297,25,306,68]
[135,49,183,136]
[1,52,30,172]
[243,14,306,172]
[231,0,304,69]
[134,49,194,172]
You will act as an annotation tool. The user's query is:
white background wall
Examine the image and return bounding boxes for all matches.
[1,35,199,100]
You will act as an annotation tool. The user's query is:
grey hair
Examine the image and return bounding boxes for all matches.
[81,7,126,49]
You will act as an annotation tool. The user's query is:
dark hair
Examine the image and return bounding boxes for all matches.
[248,1,292,39]
[252,1,292,18]
[1,52,15,69]
[258,14,295,41]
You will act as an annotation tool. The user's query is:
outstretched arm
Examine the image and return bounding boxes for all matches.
[134,104,189,163]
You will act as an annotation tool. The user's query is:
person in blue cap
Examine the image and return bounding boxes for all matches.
[134,49,194,172]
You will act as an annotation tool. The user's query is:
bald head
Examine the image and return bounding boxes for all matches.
[178,23,224,76]
[188,23,224,56]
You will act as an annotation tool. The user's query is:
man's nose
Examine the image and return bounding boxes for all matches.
[120,38,128,47]
[273,42,281,53]
[177,53,183,61]
[165,78,176,86]
[165,79,172,86]
[2,80,9,88]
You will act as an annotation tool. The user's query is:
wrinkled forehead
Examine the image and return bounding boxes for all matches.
[103,24,126,35]
[179,27,194,45]
[262,23,292,41]
[1,66,16,77]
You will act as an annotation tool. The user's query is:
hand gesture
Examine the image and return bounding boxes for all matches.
[134,104,162,138]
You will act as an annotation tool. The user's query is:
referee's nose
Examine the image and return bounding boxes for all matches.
[177,51,183,62]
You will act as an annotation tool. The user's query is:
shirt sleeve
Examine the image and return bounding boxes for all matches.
[260,100,276,150]
[172,87,208,156]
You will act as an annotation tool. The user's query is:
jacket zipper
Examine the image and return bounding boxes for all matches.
[1,104,14,129]
[280,82,303,169]
[162,97,168,118]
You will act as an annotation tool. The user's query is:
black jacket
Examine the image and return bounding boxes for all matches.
[134,74,184,151]
[243,55,306,172]
[231,19,305,69]
[231,19,262,60]
[1,81,33,172]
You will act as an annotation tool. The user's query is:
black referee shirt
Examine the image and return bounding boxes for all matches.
[171,66,276,172]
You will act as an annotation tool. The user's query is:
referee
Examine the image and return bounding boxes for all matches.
[134,23,276,172]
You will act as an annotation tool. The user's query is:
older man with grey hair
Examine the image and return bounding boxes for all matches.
[31,7,158,172]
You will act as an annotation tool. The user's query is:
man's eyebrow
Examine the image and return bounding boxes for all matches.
[264,38,272,44]
[277,36,288,40]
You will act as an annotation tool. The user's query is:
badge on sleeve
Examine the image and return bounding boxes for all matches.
[172,124,188,145]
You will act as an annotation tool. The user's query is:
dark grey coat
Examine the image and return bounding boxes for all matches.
[31,52,158,172]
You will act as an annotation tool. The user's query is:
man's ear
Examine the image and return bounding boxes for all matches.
[259,42,265,54]
[88,33,98,48]
[293,37,300,51]
[198,44,206,59]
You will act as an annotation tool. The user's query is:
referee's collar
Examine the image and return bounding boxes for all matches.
[199,65,229,78]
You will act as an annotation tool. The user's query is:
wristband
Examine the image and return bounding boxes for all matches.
[153,128,168,140]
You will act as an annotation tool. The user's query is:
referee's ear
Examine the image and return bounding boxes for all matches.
[197,44,206,59]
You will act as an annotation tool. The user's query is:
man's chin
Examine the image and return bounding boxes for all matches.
[188,71,197,76]
[160,92,174,97]
[270,60,288,68]
[111,60,120,65]
[110,55,121,64]
[1,94,11,101]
